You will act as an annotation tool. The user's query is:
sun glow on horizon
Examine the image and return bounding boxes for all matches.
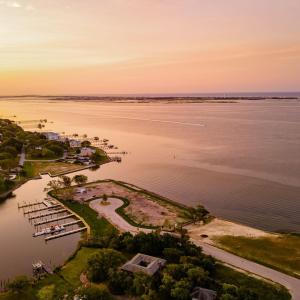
[0,0,299,94]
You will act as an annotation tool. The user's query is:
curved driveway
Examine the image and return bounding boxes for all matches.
[89,198,151,234]
[89,198,299,299]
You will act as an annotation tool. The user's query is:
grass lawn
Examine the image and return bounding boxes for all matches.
[23,161,88,177]
[215,235,300,278]
[0,289,38,300]
[215,264,291,300]
[57,198,117,238]
[59,247,100,286]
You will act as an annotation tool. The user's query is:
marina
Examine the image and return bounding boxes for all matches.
[19,199,86,241]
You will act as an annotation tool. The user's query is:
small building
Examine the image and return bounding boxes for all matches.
[69,139,81,148]
[42,132,60,141]
[121,253,166,276]
[80,147,96,157]
[191,287,217,300]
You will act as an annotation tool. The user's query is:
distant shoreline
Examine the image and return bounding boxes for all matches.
[0,95,299,104]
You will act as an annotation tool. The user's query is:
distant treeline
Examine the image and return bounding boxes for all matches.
[0,95,299,101]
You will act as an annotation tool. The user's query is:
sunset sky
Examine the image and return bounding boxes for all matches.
[0,0,299,95]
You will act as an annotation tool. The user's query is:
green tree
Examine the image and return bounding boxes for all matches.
[170,278,192,300]
[131,272,150,296]
[108,269,132,295]
[187,266,206,286]
[81,140,91,147]
[163,248,184,263]
[220,295,237,300]
[60,175,72,187]
[44,179,62,192]
[91,149,104,164]
[78,284,112,300]
[87,249,126,282]
[73,174,88,186]
[184,205,209,224]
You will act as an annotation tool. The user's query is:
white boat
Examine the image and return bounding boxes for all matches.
[33,225,65,237]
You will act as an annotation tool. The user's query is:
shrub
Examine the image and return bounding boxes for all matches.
[87,248,126,282]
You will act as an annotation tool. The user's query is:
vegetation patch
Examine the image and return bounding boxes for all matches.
[23,161,89,177]
[215,264,291,300]
[60,247,100,286]
[52,194,117,238]
[215,235,300,278]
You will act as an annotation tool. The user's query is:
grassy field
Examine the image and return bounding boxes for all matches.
[215,234,300,278]
[60,247,100,286]
[23,161,88,177]
[215,264,291,300]
[56,197,117,238]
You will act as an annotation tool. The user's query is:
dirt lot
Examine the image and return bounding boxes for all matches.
[187,218,275,245]
[71,180,188,227]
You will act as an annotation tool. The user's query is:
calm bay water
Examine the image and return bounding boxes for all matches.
[0,98,299,280]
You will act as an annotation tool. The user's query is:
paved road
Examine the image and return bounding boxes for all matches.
[19,146,25,166]
[192,239,300,300]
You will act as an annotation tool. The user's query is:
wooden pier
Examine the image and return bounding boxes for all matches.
[24,204,61,214]
[45,227,87,241]
[33,220,82,237]
[34,214,74,226]
[28,209,67,220]
[62,220,82,227]
[18,201,43,209]
[20,199,87,241]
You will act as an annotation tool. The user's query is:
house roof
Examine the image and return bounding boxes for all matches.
[121,253,166,276]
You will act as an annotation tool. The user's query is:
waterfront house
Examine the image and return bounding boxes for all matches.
[80,147,96,157]
[69,139,81,148]
[42,132,60,141]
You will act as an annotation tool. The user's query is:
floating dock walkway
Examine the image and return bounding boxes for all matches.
[24,204,61,214]
[45,227,87,241]
[20,198,87,241]
[33,220,82,237]
[28,209,67,220]
[18,202,43,209]
[34,214,74,226]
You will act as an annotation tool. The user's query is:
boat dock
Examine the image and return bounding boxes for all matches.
[33,220,82,237]
[20,198,86,241]
[24,204,61,214]
[28,208,67,220]
[18,201,43,209]
[34,214,74,226]
[45,227,87,241]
